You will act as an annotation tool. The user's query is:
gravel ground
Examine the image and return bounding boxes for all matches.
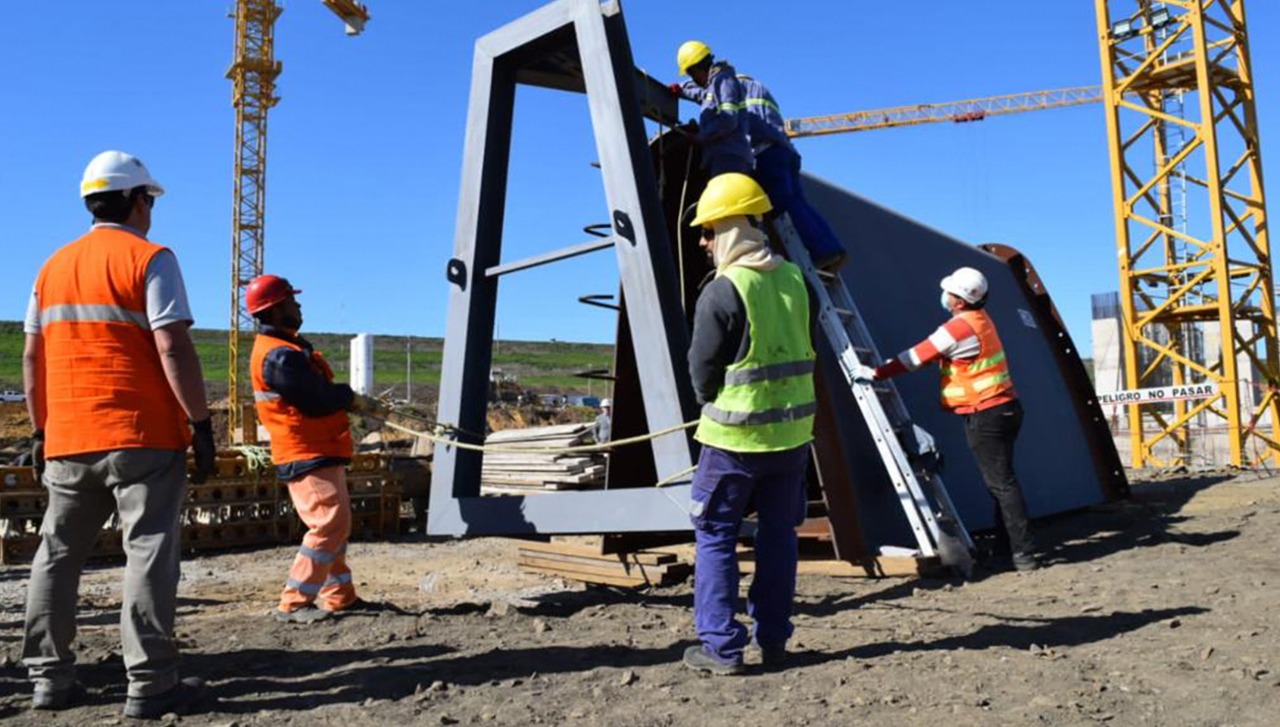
[1,471,1278,725]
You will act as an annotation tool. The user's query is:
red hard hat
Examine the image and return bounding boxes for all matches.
[245,274,302,315]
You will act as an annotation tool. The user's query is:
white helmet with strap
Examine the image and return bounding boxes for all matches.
[940,267,988,304]
[80,151,165,198]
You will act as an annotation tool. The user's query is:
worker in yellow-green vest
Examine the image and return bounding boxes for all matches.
[683,173,816,675]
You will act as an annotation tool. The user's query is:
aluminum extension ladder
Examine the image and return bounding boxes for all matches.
[772,214,976,575]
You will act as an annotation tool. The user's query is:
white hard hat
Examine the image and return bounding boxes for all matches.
[940,267,989,304]
[600,398,612,408]
[80,151,165,199]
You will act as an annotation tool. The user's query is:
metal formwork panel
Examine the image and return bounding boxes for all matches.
[429,0,697,536]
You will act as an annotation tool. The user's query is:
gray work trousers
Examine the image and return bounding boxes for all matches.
[23,448,187,698]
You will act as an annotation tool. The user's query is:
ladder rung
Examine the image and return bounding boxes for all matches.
[833,307,855,319]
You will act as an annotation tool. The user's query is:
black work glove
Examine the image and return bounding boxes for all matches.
[31,429,45,481]
[189,417,216,485]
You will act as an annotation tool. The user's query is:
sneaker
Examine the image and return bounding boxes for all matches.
[123,677,206,720]
[1012,552,1040,572]
[682,645,745,676]
[32,681,85,710]
[274,606,333,624]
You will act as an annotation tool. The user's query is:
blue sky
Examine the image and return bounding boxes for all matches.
[2,1,1277,357]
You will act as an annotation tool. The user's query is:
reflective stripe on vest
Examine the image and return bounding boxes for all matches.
[34,227,189,458]
[39,303,151,329]
[939,310,1016,411]
[250,333,353,467]
[695,262,816,453]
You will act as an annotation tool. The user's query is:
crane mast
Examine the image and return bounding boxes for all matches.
[226,0,369,443]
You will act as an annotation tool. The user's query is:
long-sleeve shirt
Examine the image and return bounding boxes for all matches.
[689,276,752,405]
[259,326,354,480]
[735,74,795,155]
[677,62,753,174]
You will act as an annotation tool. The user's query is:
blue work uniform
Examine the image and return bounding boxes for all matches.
[677,62,754,176]
[736,74,846,266]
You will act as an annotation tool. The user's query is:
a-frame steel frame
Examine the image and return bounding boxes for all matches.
[429,0,698,536]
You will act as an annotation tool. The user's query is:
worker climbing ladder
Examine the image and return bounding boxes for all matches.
[772,215,976,575]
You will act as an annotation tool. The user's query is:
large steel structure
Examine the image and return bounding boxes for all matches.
[1096,0,1278,467]
[225,0,369,441]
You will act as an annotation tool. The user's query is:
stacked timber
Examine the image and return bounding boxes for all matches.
[480,423,606,495]
[516,539,691,588]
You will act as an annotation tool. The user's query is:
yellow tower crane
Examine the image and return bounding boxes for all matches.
[226,0,370,442]
[1096,0,1276,468]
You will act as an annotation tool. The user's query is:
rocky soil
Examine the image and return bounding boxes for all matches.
[1,471,1278,726]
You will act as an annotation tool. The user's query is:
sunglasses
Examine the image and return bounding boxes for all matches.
[700,227,715,241]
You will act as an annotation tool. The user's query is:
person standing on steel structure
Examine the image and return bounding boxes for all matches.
[683,173,816,675]
[668,40,754,177]
[869,267,1038,572]
[22,151,216,719]
[671,41,847,271]
[245,274,388,624]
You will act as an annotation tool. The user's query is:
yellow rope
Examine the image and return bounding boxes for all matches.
[382,415,698,455]
[232,444,273,474]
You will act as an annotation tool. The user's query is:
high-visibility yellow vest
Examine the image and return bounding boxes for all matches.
[695,262,816,452]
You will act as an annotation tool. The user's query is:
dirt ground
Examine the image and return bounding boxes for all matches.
[1,472,1279,726]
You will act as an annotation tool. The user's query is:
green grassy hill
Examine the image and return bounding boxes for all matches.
[0,321,614,398]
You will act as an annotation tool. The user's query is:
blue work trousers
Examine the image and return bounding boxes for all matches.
[690,443,808,665]
[705,153,753,177]
[753,144,845,263]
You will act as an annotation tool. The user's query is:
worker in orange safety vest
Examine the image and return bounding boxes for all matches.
[246,274,389,623]
[867,267,1038,572]
[22,150,214,719]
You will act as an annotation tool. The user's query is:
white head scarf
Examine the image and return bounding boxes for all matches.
[710,217,781,275]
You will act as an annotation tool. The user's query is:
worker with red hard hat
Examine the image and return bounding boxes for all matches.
[246,274,387,624]
[867,267,1038,572]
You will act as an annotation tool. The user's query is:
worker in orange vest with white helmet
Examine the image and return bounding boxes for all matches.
[868,267,1038,572]
[22,151,214,718]
[245,274,388,623]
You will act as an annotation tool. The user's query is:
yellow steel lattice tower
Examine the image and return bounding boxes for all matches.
[227,0,283,441]
[225,0,369,442]
[1096,0,1278,467]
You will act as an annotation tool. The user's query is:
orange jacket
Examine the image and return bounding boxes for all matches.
[939,309,1016,413]
[250,333,353,466]
[34,226,189,458]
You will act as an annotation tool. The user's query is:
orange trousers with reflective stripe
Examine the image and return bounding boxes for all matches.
[279,465,358,612]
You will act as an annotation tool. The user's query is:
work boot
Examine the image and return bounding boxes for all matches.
[32,682,85,711]
[1012,552,1040,572]
[757,644,787,668]
[682,645,745,676]
[123,677,206,720]
[321,598,381,616]
[274,605,333,624]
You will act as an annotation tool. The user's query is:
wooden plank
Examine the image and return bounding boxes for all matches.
[517,540,676,565]
[518,554,661,581]
[737,555,942,578]
[516,550,674,575]
[517,565,655,588]
[519,558,690,587]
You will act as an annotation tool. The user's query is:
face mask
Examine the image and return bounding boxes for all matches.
[941,291,952,313]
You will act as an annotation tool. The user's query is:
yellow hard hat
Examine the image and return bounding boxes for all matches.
[677,40,712,76]
[690,173,772,227]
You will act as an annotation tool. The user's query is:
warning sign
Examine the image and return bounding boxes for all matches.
[1097,383,1220,406]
